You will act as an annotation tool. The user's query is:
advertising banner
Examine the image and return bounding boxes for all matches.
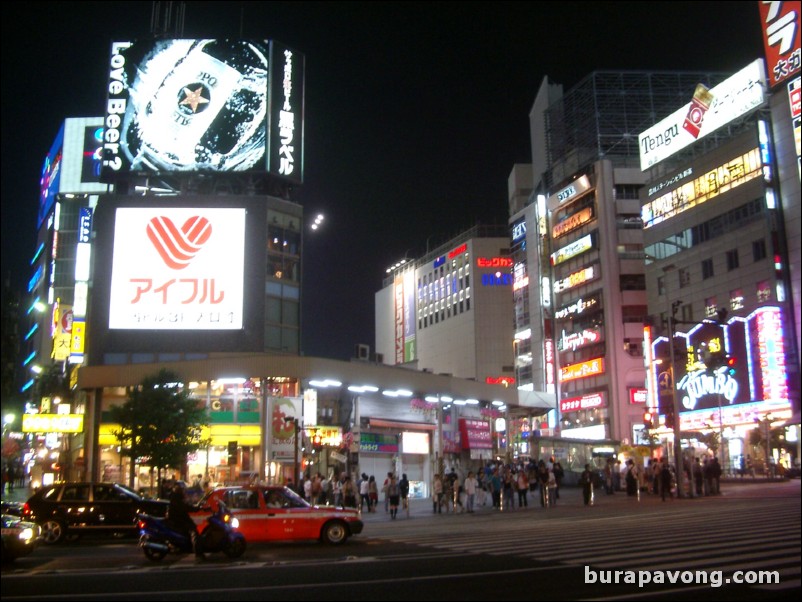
[103,39,270,175]
[108,207,245,330]
[269,396,302,460]
[759,1,801,89]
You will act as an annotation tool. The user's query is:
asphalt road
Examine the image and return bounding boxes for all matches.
[2,479,799,601]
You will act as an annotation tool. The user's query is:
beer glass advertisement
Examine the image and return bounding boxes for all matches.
[103,39,270,174]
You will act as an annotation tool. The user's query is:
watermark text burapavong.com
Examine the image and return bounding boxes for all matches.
[585,566,780,588]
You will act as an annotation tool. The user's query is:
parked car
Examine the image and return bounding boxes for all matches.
[195,485,363,545]
[1,514,41,562]
[21,482,169,544]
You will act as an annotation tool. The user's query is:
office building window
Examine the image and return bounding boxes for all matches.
[753,239,767,262]
[679,268,690,288]
[702,259,714,280]
[726,249,739,271]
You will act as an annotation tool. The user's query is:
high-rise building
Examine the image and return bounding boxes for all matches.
[512,71,734,445]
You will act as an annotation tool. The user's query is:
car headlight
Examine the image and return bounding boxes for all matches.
[230,517,239,529]
[19,527,35,543]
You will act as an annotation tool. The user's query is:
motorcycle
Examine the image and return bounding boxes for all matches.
[137,501,246,561]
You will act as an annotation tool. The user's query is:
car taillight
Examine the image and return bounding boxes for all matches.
[21,502,31,517]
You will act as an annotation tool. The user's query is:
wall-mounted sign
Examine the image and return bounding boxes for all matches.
[448,243,468,259]
[477,257,513,268]
[551,233,594,266]
[759,1,801,89]
[639,60,766,170]
[557,326,603,352]
[547,175,592,211]
[554,291,602,321]
[553,205,594,239]
[553,264,598,294]
[629,388,648,405]
[642,148,762,228]
[511,219,527,242]
[486,376,516,386]
[559,357,604,382]
[559,391,606,413]
[23,414,84,433]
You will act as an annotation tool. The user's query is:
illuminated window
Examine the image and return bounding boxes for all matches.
[756,280,771,303]
[730,289,744,311]
[704,297,717,318]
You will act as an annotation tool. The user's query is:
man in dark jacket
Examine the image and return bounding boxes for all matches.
[168,484,204,559]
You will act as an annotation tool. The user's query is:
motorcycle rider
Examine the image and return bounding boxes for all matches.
[168,482,204,560]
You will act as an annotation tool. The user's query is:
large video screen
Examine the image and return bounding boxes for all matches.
[103,39,270,175]
[108,206,246,330]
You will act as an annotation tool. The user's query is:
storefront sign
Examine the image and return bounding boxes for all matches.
[559,357,604,382]
[555,291,601,320]
[553,265,598,294]
[459,419,492,449]
[553,206,594,239]
[551,233,594,266]
[559,392,606,413]
[22,414,84,433]
[629,388,648,405]
[359,432,398,453]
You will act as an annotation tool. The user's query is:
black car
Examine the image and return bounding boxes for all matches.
[1,514,41,561]
[21,482,168,544]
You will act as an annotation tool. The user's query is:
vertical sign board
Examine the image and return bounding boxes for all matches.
[267,40,305,184]
[759,1,801,89]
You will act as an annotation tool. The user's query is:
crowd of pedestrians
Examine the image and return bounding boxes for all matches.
[284,453,729,520]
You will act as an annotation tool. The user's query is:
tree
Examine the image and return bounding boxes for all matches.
[108,369,209,491]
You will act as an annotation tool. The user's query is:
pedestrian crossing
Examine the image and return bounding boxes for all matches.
[376,497,801,594]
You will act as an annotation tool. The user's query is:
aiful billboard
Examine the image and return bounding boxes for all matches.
[102,39,304,181]
[109,207,245,330]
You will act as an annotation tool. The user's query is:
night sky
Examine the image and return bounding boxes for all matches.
[1,1,765,360]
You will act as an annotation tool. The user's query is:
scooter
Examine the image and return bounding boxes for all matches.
[137,501,246,562]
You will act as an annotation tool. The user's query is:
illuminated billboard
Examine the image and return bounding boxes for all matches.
[109,207,245,330]
[759,1,801,89]
[651,306,790,418]
[38,125,64,228]
[639,60,766,170]
[102,39,303,181]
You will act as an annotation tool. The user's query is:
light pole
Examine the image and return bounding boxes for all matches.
[284,416,300,491]
[661,264,687,498]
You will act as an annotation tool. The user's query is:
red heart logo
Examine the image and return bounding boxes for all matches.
[146,216,212,270]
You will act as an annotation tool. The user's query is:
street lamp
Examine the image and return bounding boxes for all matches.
[283,416,301,491]
[662,263,687,498]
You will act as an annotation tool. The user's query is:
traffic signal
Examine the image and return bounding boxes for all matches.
[726,355,737,376]
[643,411,654,429]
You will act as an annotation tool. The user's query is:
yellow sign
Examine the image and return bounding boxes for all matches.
[23,414,84,433]
[71,319,86,354]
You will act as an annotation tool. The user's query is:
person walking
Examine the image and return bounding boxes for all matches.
[660,458,673,501]
[625,459,639,496]
[399,473,410,515]
[383,472,393,513]
[433,474,444,513]
[580,464,594,506]
[359,473,370,511]
[552,460,565,500]
[490,468,502,509]
[694,458,704,496]
[464,471,478,513]
[502,469,515,510]
[536,460,550,507]
[368,475,379,512]
[516,469,529,507]
[387,475,401,519]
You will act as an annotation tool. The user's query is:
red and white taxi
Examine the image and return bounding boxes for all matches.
[194,486,363,545]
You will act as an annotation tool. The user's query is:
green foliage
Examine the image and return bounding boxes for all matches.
[108,369,209,485]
